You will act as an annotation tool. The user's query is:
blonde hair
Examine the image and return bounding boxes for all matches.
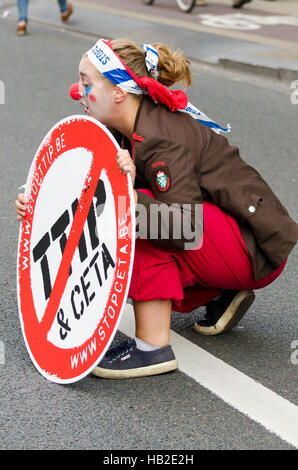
[110,39,192,88]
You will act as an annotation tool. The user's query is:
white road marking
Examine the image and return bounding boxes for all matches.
[119,304,298,449]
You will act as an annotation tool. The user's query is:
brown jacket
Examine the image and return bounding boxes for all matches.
[115,96,298,281]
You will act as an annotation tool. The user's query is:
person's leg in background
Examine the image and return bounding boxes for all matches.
[58,0,73,22]
[16,0,29,35]
[16,0,73,36]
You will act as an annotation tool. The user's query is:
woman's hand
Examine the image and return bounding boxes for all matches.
[15,193,27,221]
[116,149,136,188]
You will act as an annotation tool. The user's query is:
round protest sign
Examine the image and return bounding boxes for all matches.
[17,115,135,384]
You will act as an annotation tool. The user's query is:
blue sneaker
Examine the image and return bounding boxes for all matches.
[92,339,178,379]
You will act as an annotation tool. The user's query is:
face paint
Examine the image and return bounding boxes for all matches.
[84,85,96,103]
[85,85,92,98]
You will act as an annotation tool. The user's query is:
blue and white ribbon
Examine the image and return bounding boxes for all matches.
[181,102,231,133]
[142,44,159,80]
[142,44,230,133]
[87,39,230,134]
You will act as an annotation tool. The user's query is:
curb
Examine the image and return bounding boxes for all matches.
[217,59,298,84]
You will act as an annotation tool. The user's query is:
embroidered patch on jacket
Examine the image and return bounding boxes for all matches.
[154,167,171,192]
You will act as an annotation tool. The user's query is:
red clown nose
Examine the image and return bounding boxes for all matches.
[69,82,81,100]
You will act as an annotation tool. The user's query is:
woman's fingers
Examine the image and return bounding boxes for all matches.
[122,165,133,172]
[116,150,136,184]
[15,199,26,210]
[15,201,26,214]
[15,193,27,219]
[18,193,27,203]
[117,150,131,168]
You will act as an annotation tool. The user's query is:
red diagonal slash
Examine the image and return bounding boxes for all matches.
[39,160,100,337]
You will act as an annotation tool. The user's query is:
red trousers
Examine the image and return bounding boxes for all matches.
[128,193,287,313]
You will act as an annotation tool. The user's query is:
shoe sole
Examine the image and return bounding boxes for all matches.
[193,290,255,336]
[91,359,178,379]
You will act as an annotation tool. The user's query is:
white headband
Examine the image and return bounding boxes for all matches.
[87,39,143,94]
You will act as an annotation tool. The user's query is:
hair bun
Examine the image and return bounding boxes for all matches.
[153,43,191,88]
[109,39,192,90]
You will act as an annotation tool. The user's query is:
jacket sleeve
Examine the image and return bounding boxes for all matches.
[199,129,298,268]
[135,136,203,250]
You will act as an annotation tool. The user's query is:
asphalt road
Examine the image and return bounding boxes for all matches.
[5,0,298,76]
[0,16,297,450]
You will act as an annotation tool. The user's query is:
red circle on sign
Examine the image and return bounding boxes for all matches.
[17,116,135,383]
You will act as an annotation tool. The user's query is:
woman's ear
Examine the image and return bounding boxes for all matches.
[112,86,127,104]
